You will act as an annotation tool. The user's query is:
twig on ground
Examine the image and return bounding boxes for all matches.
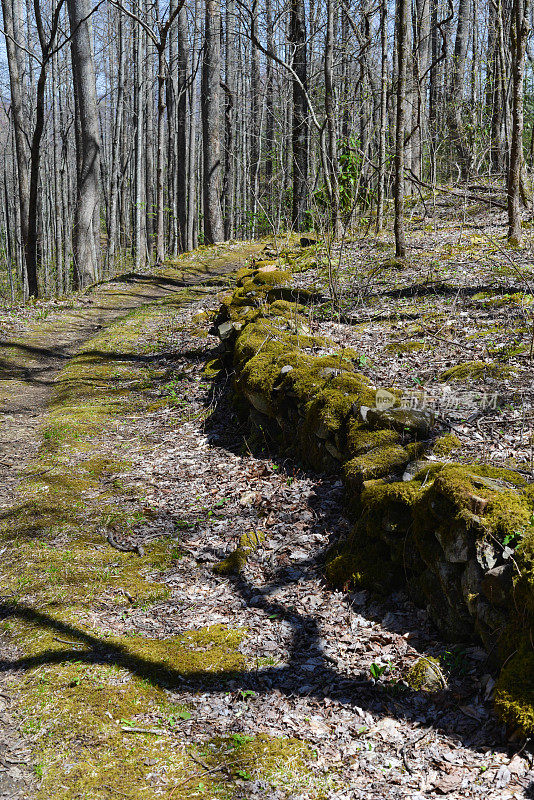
[169,758,241,797]
[400,729,431,774]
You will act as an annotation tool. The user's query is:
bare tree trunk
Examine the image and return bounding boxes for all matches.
[289,0,308,229]
[507,0,530,244]
[394,0,408,258]
[324,0,341,237]
[250,0,261,231]
[2,0,31,293]
[167,0,178,255]
[155,44,166,263]
[376,0,388,232]
[133,8,144,267]
[428,0,438,180]
[413,0,430,181]
[264,0,274,213]
[176,3,188,250]
[108,7,124,269]
[68,0,101,287]
[186,0,200,251]
[145,11,155,261]
[223,0,236,239]
[447,0,472,179]
[202,0,224,243]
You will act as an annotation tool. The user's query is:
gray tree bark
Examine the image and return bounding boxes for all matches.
[394,0,408,257]
[202,0,224,243]
[68,0,101,287]
[507,0,530,244]
[289,0,308,230]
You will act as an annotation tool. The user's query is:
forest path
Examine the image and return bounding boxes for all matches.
[0,240,531,800]
[0,242,261,799]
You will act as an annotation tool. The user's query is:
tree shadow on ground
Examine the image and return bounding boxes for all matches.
[198,373,513,752]
[0,575,497,755]
[0,363,508,755]
[0,298,516,769]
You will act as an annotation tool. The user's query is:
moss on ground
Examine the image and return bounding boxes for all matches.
[432,433,461,456]
[384,340,425,354]
[213,530,265,575]
[440,360,515,382]
[1,243,328,800]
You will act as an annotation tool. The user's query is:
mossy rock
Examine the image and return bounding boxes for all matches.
[266,286,316,304]
[325,530,401,592]
[344,445,410,491]
[495,645,534,735]
[405,657,446,691]
[360,477,423,537]
[345,421,401,458]
[251,268,290,287]
[507,525,534,616]
[365,407,435,439]
[303,375,374,445]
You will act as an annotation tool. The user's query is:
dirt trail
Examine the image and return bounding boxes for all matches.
[0,251,249,800]
[0,243,532,799]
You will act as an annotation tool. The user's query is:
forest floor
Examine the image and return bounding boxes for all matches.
[1,201,534,800]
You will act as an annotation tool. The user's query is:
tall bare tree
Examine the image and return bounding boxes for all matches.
[68,0,101,287]
[202,0,224,243]
[507,0,530,244]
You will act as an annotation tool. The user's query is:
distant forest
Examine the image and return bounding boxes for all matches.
[0,0,531,298]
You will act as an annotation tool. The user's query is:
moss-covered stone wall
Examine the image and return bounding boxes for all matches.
[213,245,534,737]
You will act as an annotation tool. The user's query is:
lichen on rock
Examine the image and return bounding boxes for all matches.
[405,657,446,691]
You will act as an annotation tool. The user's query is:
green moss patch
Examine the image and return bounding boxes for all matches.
[440,360,515,382]
[405,657,445,691]
[495,646,534,735]
[1,245,286,800]
[21,624,248,799]
[205,734,313,786]
[213,530,265,575]
[432,433,461,456]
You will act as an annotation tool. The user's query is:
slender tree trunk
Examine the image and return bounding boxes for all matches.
[447,0,472,179]
[289,0,308,230]
[202,0,224,243]
[324,0,341,237]
[108,8,124,269]
[52,49,63,291]
[2,0,32,293]
[264,0,274,213]
[145,13,155,261]
[428,0,439,180]
[186,0,200,251]
[394,0,408,257]
[155,45,166,263]
[250,0,261,231]
[133,8,144,267]
[177,3,188,249]
[167,0,178,255]
[223,0,236,239]
[26,60,48,297]
[376,0,388,232]
[68,0,101,287]
[507,0,530,243]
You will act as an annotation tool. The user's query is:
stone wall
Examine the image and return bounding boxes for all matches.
[212,250,534,736]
